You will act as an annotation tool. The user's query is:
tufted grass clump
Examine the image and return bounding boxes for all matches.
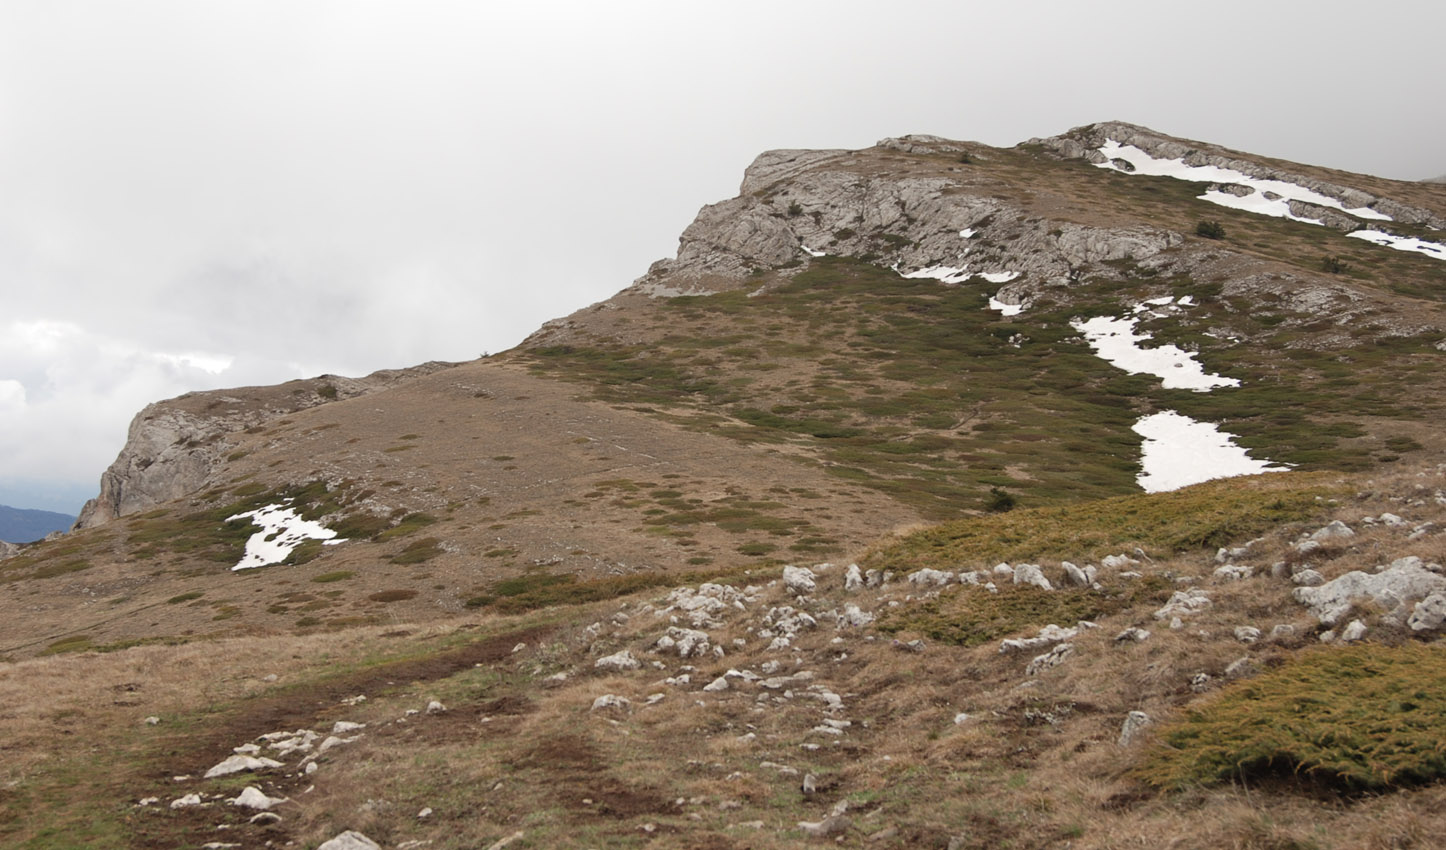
[1140,644,1446,791]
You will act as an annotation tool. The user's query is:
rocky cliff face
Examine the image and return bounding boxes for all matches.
[74,363,457,529]
[528,124,1442,350]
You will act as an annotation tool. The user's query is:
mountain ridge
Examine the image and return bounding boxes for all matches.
[4,122,1446,850]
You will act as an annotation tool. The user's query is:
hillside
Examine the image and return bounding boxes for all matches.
[2,122,1446,849]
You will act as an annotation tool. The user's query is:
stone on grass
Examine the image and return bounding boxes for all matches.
[203,755,284,779]
[1025,643,1074,675]
[656,627,712,658]
[702,676,729,692]
[594,649,641,672]
[331,721,365,734]
[1310,520,1355,541]
[844,564,863,591]
[1270,624,1297,640]
[1233,626,1261,644]
[1153,589,1211,621]
[1408,593,1446,631]
[1062,562,1096,587]
[798,814,850,838]
[783,565,817,596]
[1340,619,1368,642]
[1292,569,1325,587]
[1118,711,1152,746]
[1224,656,1256,679]
[317,831,382,850]
[1292,559,1446,625]
[1013,564,1052,591]
[426,700,446,714]
[1213,565,1253,582]
[170,793,203,809]
[907,568,954,587]
[591,694,631,712]
[1000,623,1078,654]
[230,786,286,810]
[1113,627,1151,643]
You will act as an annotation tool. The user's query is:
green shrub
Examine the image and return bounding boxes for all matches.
[1195,220,1226,240]
[389,537,442,564]
[987,486,1017,513]
[1321,255,1349,274]
[166,592,204,604]
[1141,644,1446,791]
[311,570,354,583]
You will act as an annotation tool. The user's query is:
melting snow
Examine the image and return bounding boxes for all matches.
[1095,140,1391,223]
[1346,230,1446,261]
[1133,411,1286,493]
[801,243,826,257]
[979,271,1018,284]
[1072,303,1239,391]
[959,228,977,238]
[989,296,1023,316]
[228,503,344,571]
[899,265,972,284]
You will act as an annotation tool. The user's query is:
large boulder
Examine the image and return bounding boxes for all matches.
[1292,558,1446,626]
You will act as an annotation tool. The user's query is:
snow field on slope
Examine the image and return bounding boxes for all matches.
[228,503,344,571]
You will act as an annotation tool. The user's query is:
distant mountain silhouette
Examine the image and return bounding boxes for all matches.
[0,504,75,543]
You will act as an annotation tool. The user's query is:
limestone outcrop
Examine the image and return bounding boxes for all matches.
[74,362,456,529]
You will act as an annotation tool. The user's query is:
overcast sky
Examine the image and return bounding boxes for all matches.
[2,1,1442,515]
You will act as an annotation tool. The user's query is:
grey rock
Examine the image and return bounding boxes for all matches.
[1408,593,1446,631]
[907,568,954,587]
[783,565,817,596]
[1292,569,1325,587]
[1269,624,1297,640]
[798,814,850,838]
[1118,711,1152,746]
[230,786,286,810]
[1213,565,1254,582]
[590,694,631,712]
[1310,520,1355,542]
[317,832,383,850]
[1340,619,1368,642]
[1025,643,1075,675]
[594,650,641,672]
[1292,560,1446,625]
[843,564,863,591]
[1113,627,1151,643]
[1062,561,1096,587]
[1153,589,1211,621]
[1234,626,1262,644]
[203,754,283,779]
[1012,563,1053,591]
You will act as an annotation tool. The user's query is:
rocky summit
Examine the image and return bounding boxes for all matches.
[3,123,1446,849]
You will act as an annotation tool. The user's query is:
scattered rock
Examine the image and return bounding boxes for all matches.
[907,568,954,587]
[1213,565,1253,582]
[1408,593,1446,631]
[1013,563,1053,591]
[1153,589,1211,621]
[1292,559,1446,625]
[1118,711,1152,746]
[317,831,383,850]
[783,565,817,596]
[591,694,631,712]
[1062,561,1096,587]
[702,676,729,692]
[1340,619,1368,642]
[1310,520,1355,541]
[655,627,713,658]
[426,700,446,714]
[1025,643,1074,675]
[230,786,286,810]
[1269,624,1297,640]
[249,811,283,825]
[1000,623,1080,653]
[170,793,203,809]
[802,773,817,794]
[1113,626,1151,643]
[1292,569,1325,587]
[143,716,161,726]
[594,649,641,672]
[203,755,284,779]
[844,564,863,591]
[798,814,850,838]
[331,721,365,734]
[1233,626,1261,644]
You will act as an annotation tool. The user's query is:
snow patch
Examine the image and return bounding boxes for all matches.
[900,265,972,284]
[1072,305,1239,391]
[1095,140,1392,223]
[989,297,1023,316]
[801,243,826,258]
[1133,411,1287,493]
[228,503,344,571]
[1346,230,1446,261]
